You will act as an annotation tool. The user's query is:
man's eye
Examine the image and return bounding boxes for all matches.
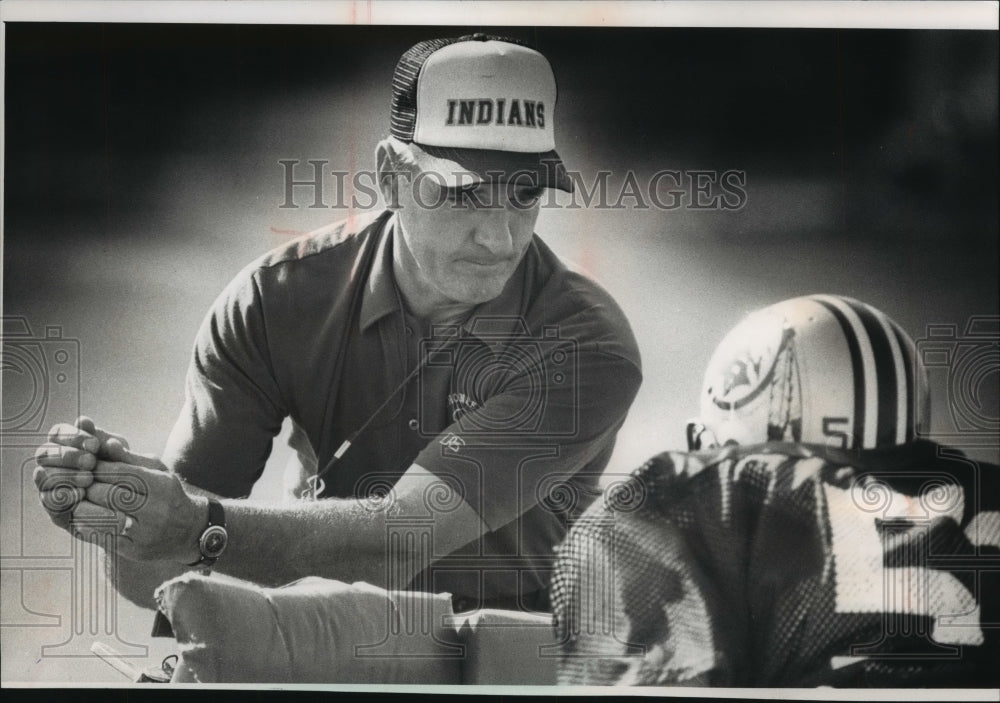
[514,188,543,206]
[445,188,477,205]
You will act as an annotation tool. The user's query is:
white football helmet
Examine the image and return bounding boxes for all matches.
[687,294,930,451]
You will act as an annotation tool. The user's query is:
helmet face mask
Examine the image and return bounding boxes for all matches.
[688,295,929,452]
[685,420,720,451]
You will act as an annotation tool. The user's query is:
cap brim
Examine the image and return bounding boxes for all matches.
[412,143,574,193]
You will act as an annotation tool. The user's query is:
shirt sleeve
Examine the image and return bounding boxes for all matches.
[413,346,642,532]
[162,267,286,497]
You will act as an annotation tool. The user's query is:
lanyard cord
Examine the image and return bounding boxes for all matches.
[314,353,421,484]
[311,213,388,477]
[306,304,468,500]
[305,216,476,500]
[305,337,460,500]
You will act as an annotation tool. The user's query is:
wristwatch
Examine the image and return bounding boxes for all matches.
[188,499,227,570]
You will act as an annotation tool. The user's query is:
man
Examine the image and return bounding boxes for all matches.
[552,294,998,686]
[33,35,642,614]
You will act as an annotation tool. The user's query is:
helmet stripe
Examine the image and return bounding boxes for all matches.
[870,304,909,445]
[889,319,917,442]
[849,299,900,448]
[811,295,868,449]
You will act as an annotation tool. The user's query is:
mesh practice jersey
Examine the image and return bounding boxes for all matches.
[551,440,999,687]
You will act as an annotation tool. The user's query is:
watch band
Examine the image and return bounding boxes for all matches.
[188,498,227,569]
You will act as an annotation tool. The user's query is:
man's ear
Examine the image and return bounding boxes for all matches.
[375,139,404,209]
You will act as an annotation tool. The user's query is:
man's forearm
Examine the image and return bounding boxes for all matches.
[105,552,188,610]
[104,498,410,606]
[103,499,394,608]
[204,466,485,589]
[211,497,398,587]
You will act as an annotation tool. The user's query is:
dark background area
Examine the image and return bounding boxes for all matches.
[4,25,998,239]
[4,25,998,238]
[3,23,998,682]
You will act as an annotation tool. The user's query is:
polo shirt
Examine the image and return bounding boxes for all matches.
[163,209,642,607]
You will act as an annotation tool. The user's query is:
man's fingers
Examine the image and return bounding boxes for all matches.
[39,484,86,515]
[88,461,152,519]
[101,438,130,463]
[75,416,131,453]
[85,480,149,514]
[70,500,120,536]
[91,460,149,484]
[33,465,94,491]
[35,443,97,470]
[96,437,162,471]
[105,440,164,471]
[85,485,144,543]
[54,417,140,465]
[47,423,101,454]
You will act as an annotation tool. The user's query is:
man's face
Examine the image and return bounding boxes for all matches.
[391,168,544,316]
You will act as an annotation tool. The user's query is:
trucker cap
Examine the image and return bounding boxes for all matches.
[390,34,574,192]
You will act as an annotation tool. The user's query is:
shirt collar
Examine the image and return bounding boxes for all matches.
[359,213,530,339]
[359,216,399,332]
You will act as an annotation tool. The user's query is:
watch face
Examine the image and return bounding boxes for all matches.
[200,525,228,559]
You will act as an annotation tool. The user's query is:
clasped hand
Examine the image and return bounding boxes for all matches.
[33,416,206,564]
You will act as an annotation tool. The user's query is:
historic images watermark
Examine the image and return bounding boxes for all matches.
[277,160,748,212]
[2,317,80,441]
[1,315,148,661]
[915,316,999,446]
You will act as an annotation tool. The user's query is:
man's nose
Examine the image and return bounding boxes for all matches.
[470,207,516,258]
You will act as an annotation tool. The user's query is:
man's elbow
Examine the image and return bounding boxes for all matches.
[105,553,183,611]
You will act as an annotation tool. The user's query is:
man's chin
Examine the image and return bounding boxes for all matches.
[448,279,508,307]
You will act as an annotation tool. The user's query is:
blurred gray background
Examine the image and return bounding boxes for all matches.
[2,24,998,682]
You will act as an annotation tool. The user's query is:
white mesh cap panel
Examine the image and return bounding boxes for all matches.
[413,40,558,152]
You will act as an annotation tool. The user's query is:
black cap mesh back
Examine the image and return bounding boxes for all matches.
[390,34,533,142]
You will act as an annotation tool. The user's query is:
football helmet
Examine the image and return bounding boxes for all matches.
[687,294,930,451]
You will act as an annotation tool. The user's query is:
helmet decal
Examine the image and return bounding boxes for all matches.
[709,324,796,412]
[765,327,803,443]
[696,294,927,451]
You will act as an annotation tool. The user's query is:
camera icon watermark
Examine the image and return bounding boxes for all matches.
[2,316,81,439]
[417,316,578,437]
[915,316,999,446]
